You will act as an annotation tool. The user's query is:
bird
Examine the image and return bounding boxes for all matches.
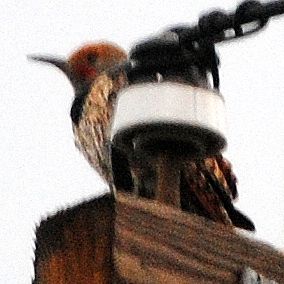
[181,154,255,231]
[127,39,254,230]
[29,42,133,195]
[29,41,254,231]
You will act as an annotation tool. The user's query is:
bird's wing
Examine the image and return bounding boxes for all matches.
[182,158,232,225]
[73,73,127,187]
[182,156,255,231]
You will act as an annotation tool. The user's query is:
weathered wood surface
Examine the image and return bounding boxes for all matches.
[33,195,116,284]
[115,192,284,283]
[155,153,180,207]
[33,192,284,283]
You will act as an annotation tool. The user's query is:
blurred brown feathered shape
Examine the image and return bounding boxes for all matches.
[181,155,254,231]
[29,43,254,230]
[29,43,130,194]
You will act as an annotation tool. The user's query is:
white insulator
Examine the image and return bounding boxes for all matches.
[111,82,227,157]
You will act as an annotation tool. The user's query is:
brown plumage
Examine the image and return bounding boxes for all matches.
[31,42,259,283]
[181,155,255,230]
[72,72,127,189]
[29,42,254,229]
[147,151,255,231]
[29,42,129,193]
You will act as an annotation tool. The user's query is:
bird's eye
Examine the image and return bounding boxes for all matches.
[87,53,97,66]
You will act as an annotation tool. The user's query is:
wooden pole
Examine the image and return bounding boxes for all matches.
[33,192,284,283]
[155,153,180,207]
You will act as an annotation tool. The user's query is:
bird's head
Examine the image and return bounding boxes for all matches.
[28,42,127,94]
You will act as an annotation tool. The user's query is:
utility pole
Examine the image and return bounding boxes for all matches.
[33,1,284,283]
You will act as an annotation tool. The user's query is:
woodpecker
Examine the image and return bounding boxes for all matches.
[29,42,254,231]
[29,42,132,195]
[181,155,255,231]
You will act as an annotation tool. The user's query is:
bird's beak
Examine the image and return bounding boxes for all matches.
[27,54,72,81]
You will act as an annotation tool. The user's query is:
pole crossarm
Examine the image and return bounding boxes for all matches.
[32,192,284,283]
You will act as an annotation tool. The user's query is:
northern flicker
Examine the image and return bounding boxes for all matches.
[29,42,132,195]
[29,40,254,231]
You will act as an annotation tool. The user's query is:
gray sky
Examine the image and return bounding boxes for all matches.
[1,0,284,283]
